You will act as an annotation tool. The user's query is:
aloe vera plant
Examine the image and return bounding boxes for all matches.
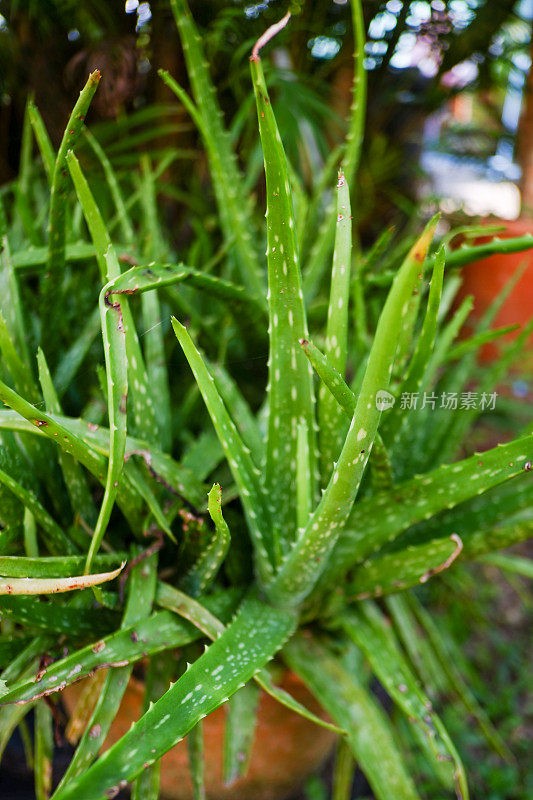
[0,3,532,800]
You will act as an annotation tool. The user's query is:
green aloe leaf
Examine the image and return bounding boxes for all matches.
[54,557,158,789]
[303,0,366,301]
[83,128,135,245]
[251,48,317,556]
[27,102,55,183]
[0,592,238,707]
[0,597,117,637]
[209,362,264,461]
[0,198,30,367]
[0,466,75,556]
[321,433,533,590]
[284,633,420,800]
[445,324,520,362]
[348,535,464,599]
[478,551,533,578]
[341,605,468,797]
[0,554,123,578]
[319,170,352,479]
[405,593,514,762]
[0,312,38,401]
[0,564,123,596]
[82,274,128,572]
[223,681,260,786]
[37,348,97,527]
[12,242,96,273]
[0,406,204,512]
[332,739,355,800]
[444,230,533,271]
[42,71,100,356]
[172,318,273,584]
[187,721,206,800]
[66,151,160,445]
[53,306,101,398]
[52,595,295,800]
[34,699,53,800]
[138,162,172,452]
[131,653,175,800]
[100,262,265,318]
[381,245,445,444]
[156,582,342,735]
[301,337,392,490]
[268,218,438,606]
[168,0,264,301]
[180,483,231,597]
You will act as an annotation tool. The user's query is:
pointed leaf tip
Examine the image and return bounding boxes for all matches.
[251,12,291,60]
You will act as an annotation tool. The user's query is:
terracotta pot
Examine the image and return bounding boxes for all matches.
[62,670,336,800]
[456,217,533,362]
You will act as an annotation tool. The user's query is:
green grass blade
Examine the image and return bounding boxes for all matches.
[172,318,273,584]
[268,219,438,606]
[284,633,420,800]
[180,484,231,596]
[42,72,100,357]
[223,682,260,786]
[52,595,295,800]
[250,50,317,557]
[319,170,352,479]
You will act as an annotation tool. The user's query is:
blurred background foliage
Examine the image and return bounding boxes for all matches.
[1,0,533,238]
